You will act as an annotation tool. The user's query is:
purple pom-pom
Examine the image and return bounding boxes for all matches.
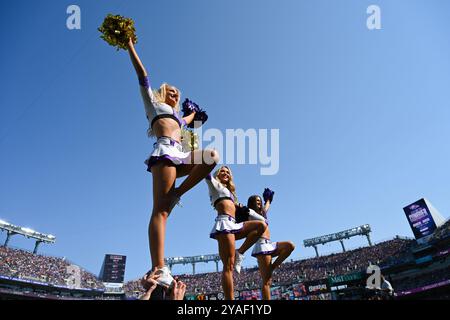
[182,98,208,128]
[191,110,208,128]
[263,188,275,203]
[182,98,200,117]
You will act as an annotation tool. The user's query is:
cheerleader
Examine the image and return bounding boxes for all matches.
[206,166,267,300]
[247,189,295,300]
[127,38,219,288]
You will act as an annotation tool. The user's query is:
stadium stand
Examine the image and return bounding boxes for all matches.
[2,220,450,300]
[0,246,104,290]
[124,237,414,298]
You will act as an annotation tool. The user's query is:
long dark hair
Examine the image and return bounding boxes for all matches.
[247,195,266,218]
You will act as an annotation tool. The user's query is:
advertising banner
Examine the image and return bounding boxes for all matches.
[305,279,330,295]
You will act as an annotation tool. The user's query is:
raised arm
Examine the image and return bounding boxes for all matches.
[127,39,159,110]
[262,188,274,214]
[182,112,196,126]
[127,38,147,79]
[264,199,271,214]
[205,173,217,186]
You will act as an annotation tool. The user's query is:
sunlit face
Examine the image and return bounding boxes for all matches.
[217,167,231,184]
[255,197,263,212]
[165,85,179,108]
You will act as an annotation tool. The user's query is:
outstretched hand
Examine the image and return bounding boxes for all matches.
[168,278,187,300]
[127,37,134,49]
[139,268,160,300]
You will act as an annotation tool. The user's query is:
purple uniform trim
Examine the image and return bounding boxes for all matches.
[210,227,243,240]
[153,136,180,147]
[146,155,184,172]
[151,114,183,129]
[209,214,243,239]
[173,109,183,124]
[251,241,278,257]
[217,213,237,221]
[139,76,150,88]
[161,108,185,130]
[213,197,234,208]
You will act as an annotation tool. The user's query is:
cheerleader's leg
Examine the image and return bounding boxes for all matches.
[149,162,177,269]
[216,233,236,300]
[235,220,267,254]
[257,255,273,300]
[271,241,296,271]
[173,149,219,197]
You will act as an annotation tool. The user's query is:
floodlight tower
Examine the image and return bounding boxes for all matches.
[0,220,56,253]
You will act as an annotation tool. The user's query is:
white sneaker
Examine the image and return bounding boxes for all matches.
[154,266,175,288]
[234,250,245,274]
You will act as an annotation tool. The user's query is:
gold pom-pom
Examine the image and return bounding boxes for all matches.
[181,128,199,152]
[98,14,137,51]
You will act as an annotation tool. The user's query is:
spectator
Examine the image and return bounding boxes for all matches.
[123,238,414,297]
[139,269,187,300]
[0,246,104,290]
[380,275,394,299]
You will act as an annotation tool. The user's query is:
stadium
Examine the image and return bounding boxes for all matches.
[2,1,450,304]
[1,199,449,300]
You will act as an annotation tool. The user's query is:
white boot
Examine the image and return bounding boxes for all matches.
[234,250,245,274]
[154,266,175,288]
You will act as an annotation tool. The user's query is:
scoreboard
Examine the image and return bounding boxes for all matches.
[403,198,446,244]
[403,199,438,242]
[99,254,127,283]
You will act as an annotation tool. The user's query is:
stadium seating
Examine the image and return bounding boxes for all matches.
[124,238,414,296]
[0,246,105,290]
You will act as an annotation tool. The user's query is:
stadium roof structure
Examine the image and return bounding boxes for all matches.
[0,219,56,253]
[165,254,221,275]
[303,224,372,257]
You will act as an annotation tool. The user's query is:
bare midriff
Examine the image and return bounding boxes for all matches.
[152,118,182,143]
[214,199,236,218]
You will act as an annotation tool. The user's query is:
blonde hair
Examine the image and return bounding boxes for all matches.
[153,83,181,111]
[214,166,238,203]
[147,83,181,137]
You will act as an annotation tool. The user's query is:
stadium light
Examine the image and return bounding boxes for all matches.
[165,253,221,274]
[0,219,56,247]
[304,224,373,256]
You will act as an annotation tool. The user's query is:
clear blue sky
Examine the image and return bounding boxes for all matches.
[1,0,450,281]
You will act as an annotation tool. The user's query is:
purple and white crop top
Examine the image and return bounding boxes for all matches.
[139,76,185,135]
[248,208,269,225]
[205,174,236,207]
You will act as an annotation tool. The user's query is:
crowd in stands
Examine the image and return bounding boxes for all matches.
[3,236,449,299]
[0,246,104,290]
[430,219,450,243]
[393,265,450,292]
[274,238,413,284]
[124,238,413,296]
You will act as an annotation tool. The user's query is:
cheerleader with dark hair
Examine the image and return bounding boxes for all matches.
[247,189,295,300]
[206,166,268,300]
